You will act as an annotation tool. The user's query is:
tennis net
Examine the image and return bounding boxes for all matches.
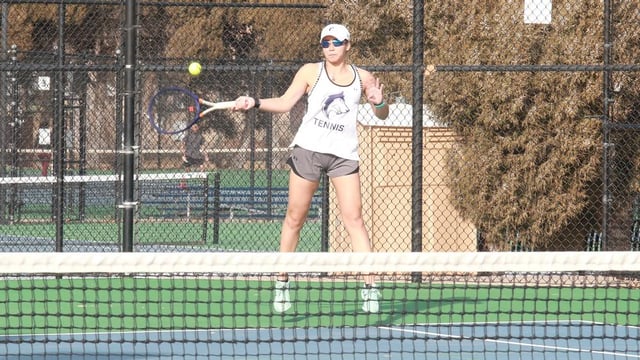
[1,251,639,359]
[0,172,209,222]
[0,172,210,247]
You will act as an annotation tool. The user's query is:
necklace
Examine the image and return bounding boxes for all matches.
[326,62,349,83]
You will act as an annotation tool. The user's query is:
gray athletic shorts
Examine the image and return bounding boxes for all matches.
[286,146,359,181]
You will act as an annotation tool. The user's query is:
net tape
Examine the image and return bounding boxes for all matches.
[0,171,208,185]
[2,251,640,274]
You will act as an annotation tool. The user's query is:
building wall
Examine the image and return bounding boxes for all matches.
[329,124,477,252]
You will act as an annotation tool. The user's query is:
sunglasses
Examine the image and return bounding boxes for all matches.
[321,39,347,48]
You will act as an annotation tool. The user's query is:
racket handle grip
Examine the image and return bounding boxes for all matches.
[216,101,236,109]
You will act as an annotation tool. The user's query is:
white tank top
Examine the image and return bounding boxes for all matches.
[290,62,362,161]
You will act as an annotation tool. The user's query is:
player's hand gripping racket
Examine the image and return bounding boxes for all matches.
[147,87,235,134]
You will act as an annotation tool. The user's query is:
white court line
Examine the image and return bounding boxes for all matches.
[379,321,640,359]
[2,319,639,358]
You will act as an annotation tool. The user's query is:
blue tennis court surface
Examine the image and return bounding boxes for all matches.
[2,320,638,359]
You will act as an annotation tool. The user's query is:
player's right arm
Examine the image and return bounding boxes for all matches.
[234,63,317,112]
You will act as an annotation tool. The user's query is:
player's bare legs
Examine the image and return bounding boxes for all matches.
[273,171,318,313]
[331,172,374,268]
[330,173,371,253]
[332,172,380,312]
[280,171,319,255]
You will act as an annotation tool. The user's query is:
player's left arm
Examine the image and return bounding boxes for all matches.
[358,68,388,120]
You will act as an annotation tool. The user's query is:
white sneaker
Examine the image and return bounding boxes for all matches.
[361,286,380,313]
[273,280,292,313]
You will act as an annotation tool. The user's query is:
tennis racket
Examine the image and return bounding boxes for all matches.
[147,87,235,134]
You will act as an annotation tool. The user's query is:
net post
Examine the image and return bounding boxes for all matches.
[320,171,330,277]
[212,172,221,245]
[320,171,329,253]
[201,172,209,245]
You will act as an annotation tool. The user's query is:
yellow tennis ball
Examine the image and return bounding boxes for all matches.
[188,62,202,76]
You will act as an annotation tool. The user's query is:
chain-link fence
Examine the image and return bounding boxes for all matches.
[1,0,639,252]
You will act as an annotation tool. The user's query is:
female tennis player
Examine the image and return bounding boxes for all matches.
[234,24,388,313]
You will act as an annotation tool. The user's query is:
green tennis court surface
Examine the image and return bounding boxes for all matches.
[0,221,321,251]
[1,258,639,359]
[0,171,322,251]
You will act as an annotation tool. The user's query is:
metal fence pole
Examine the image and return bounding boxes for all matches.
[601,0,613,250]
[121,0,138,252]
[54,3,66,252]
[411,0,425,269]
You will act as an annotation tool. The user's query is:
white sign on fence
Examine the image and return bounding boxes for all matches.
[524,0,552,25]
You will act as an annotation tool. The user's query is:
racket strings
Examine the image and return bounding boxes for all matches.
[148,89,200,134]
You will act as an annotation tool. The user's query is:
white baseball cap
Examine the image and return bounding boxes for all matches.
[320,24,350,42]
